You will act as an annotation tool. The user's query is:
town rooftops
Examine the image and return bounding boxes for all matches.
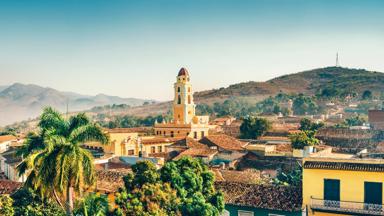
[0,135,17,143]
[141,137,183,145]
[199,134,248,151]
[213,169,260,184]
[170,137,207,149]
[0,180,22,195]
[303,160,384,172]
[215,181,302,212]
[105,127,151,134]
[173,147,217,161]
[96,169,127,192]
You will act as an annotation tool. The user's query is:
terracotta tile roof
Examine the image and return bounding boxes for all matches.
[173,148,217,160]
[0,180,22,195]
[275,143,292,152]
[259,136,290,142]
[199,134,247,151]
[0,135,17,143]
[106,127,152,134]
[141,137,184,145]
[303,161,384,172]
[96,170,128,192]
[215,182,302,212]
[171,137,207,149]
[213,169,260,184]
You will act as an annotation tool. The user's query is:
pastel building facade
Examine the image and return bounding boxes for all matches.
[303,151,384,216]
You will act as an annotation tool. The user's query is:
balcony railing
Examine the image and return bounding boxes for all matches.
[311,197,384,216]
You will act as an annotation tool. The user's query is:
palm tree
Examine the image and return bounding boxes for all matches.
[17,107,109,215]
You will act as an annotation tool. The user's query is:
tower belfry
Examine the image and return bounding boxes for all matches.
[173,67,195,124]
[153,67,210,139]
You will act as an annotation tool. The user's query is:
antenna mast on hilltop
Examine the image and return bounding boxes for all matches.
[336,52,340,67]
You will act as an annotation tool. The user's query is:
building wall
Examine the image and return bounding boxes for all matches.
[0,141,12,153]
[85,132,138,156]
[225,204,302,216]
[154,125,209,140]
[303,166,384,216]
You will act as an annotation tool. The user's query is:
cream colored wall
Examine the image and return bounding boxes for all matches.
[85,132,138,156]
[142,143,173,155]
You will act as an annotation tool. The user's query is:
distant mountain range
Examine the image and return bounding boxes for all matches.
[2,66,384,127]
[0,83,155,126]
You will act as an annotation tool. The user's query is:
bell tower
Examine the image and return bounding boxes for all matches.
[173,67,195,124]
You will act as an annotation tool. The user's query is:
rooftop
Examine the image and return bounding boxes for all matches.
[170,137,207,149]
[0,135,17,143]
[303,160,384,172]
[215,181,301,212]
[213,169,260,184]
[141,136,184,145]
[199,134,247,151]
[96,169,127,192]
[0,180,22,195]
[173,148,217,160]
[105,127,151,134]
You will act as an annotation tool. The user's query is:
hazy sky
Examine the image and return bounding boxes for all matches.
[1,0,383,100]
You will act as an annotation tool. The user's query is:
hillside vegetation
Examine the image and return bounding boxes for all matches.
[91,66,384,118]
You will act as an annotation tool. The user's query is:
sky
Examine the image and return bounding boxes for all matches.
[0,0,383,101]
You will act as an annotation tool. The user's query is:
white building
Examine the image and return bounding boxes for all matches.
[0,135,17,153]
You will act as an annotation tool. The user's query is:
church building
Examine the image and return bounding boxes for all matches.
[154,68,210,139]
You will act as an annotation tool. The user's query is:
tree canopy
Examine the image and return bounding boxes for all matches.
[240,117,271,139]
[115,158,224,216]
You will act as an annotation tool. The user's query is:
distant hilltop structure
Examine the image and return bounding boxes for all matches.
[154,67,210,139]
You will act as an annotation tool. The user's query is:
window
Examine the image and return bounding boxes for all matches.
[188,95,191,104]
[238,210,254,216]
[151,146,156,153]
[188,87,191,92]
[201,131,205,137]
[364,182,382,205]
[171,131,174,137]
[128,150,135,155]
[178,95,181,104]
[178,87,181,92]
[194,132,198,139]
[158,146,162,152]
[324,179,340,207]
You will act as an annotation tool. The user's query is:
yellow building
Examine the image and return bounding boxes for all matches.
[154,67,209,139]
[85,129,139,156]
[302,149,384,216]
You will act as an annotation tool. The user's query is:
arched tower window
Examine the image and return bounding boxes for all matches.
[178,87,180,92]
[178,95,181,104]
[188,95,191,104]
